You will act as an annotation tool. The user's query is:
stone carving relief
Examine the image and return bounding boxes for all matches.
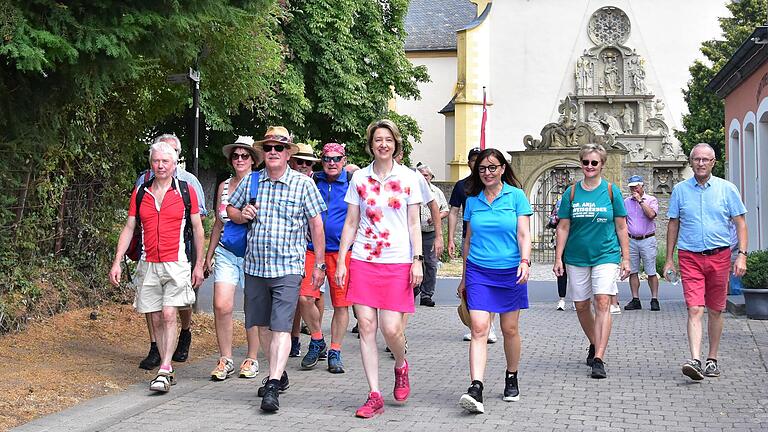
[653,168,681,195]
[525,6,686,166]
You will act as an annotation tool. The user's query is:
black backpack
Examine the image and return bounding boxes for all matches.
[125,177,193,261]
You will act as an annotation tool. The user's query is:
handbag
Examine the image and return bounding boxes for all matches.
[220,172,259,257]
[457,293,471,328]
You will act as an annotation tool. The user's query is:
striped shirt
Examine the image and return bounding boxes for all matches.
[228,167,326,277]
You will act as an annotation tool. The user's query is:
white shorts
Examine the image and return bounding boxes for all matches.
[133,260,196,313]
[566,263,619,301]
[629,236,658,276]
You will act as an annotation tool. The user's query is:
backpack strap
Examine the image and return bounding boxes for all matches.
[570,180,614,202]
[134,177,154,227]
[249,171,260,203]
[177,179,194,261]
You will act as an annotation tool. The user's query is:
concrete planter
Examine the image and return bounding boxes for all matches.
[743,288,768,320]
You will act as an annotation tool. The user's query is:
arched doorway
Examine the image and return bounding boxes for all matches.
[529,164,581,262]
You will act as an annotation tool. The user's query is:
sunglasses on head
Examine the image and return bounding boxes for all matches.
[293,159,314,166]
[581,159,600,167]
[322,155,343,163]
[231,153,251,161]
[262,144,287,153]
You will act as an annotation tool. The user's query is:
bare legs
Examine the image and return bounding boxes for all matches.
[214,282,260,360]
[355,305,406,394]
[574,295,612,360]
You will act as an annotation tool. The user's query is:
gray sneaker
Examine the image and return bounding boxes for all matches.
[703,359,720,377]
[682,359,705,381]
[211,357,235,381]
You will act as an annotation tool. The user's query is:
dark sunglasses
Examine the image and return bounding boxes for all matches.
[262,144,287,153]
[293,159,314,166]
[231,153,251,161]
[581,159,600,167]
[322,155,343,163]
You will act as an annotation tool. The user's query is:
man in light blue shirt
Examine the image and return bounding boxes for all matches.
[664,143,748,381]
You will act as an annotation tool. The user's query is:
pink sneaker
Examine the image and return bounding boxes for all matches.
[393,359,410,401]
[355,392,384,418]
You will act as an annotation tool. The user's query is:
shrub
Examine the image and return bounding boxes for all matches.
[742,250,768,289]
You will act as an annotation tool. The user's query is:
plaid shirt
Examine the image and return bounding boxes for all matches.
[229,167,326,278]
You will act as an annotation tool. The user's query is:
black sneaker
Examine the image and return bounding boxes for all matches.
[351,323,359,334]
[172,329,191,362]
[650,298,661,311]
[591,358,607,379]
[459,380,484,414]
[682,359,705,381]
[703,358,720,377]
[300,323,310,335]
[503,370,520,401]
[258,371,289,397]
[420,297,435,307]
[624,298,642,310]
[139,343,161,370]
[289,336,301,357]
[260,380,280,412]
[586,344,596,366]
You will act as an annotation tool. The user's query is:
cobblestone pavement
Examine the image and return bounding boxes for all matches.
[16,302,768,432]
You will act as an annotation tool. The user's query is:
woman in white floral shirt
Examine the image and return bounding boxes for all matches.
[336,119,424,419]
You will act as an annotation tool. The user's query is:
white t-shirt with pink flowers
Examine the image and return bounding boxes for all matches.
[345,162,424,264]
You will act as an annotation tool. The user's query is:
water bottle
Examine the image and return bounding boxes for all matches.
[665,269,679,285]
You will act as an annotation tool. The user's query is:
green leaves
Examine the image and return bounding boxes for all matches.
[676,0,768,177]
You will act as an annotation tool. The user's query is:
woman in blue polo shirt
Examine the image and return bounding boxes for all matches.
[457,148,532,414]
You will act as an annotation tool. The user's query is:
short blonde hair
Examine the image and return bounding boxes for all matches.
[366,119,403,157]
[578,143,607,164]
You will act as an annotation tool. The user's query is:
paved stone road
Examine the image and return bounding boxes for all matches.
[15,301,768,432]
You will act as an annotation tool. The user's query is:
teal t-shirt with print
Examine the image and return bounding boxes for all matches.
[557,179,626,267]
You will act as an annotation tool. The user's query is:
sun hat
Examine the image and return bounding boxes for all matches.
[254,126,298,155]
[222,136,263,164]
[292,143,321,162]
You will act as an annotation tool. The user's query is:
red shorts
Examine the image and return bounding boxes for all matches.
[678,248,730,312]
[300,250,352,307]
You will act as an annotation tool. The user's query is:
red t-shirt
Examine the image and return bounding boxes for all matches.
[128,181,200,263]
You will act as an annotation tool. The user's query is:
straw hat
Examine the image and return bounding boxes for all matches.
[221,136,263,165]
[457,295,471,328]
[254,126,299,155]
[292,143,321,162]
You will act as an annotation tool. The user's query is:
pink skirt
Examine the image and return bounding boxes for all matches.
[346,259,414,313]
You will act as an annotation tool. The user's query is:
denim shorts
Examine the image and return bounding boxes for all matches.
[214,244,245,290]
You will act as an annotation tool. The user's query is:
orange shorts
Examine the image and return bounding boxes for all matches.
[300,250,352,307]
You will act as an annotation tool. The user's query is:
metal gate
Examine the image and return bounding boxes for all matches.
[530,165,580,262]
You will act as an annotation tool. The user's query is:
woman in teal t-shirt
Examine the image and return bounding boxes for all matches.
[553,143,630,380]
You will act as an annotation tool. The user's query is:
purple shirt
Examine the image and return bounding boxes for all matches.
[624,193,658,237]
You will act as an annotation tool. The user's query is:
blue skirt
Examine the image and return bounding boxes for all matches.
[465,259,529,313]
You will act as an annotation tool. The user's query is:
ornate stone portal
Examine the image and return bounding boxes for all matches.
[519,6,687,197]
[514,6,689,261]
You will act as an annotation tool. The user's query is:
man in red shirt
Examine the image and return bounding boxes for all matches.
[109,140,205,393]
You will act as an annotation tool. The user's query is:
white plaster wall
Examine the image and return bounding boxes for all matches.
[395,55,457,180]
[488,0,728,153]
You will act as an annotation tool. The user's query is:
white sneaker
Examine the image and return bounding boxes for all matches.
[463,332,472,341]
[487,325,498,344]
[556,299,566,311]
[610,304,622,315]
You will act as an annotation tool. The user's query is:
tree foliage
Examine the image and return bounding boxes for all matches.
[676,0,768,177]
[0,0,426,330]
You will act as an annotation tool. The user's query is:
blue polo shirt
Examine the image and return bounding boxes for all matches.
[668,176,746,252]
[308,171,350,252]
[463,183,533,269]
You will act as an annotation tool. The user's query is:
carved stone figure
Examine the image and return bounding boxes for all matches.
[600,112,623,135]
[654,169,674,195]
[629,58,647,94]
[576,59,587,93]
[620,103,634,134]
[654,98,665,119]
[603,54,620,93]
[586,108,605,135]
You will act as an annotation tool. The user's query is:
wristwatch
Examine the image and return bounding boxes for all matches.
[315,263,327,271]
[738,250,748,256]
[520,259,531,266]
[413,255,424,261]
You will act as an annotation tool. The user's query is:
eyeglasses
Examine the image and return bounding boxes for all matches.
[478,164,500,173]
[692,157,713,164]
[582,159,600,167]
[293,159,314,167]
[231,153,251,161]
[262,144,287,153]
[322,155,343,163]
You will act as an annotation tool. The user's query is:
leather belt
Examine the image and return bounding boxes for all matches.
[695,246,730,256]
[629,233,655,240]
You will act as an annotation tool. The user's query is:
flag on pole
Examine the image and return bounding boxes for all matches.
[480,86,487,150]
